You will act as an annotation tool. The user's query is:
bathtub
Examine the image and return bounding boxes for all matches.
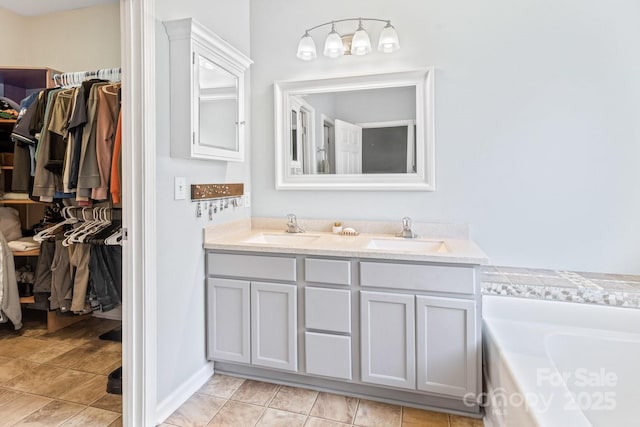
[482,296,640,427]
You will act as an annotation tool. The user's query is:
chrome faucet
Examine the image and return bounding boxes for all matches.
[396,217,418,238]
[286,214,305,233]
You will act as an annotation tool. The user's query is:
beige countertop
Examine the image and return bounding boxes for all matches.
[203,218,489,265]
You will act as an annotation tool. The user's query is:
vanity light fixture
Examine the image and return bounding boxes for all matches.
[296,17,399,60]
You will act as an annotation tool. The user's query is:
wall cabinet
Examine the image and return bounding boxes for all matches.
[164,18,252,161]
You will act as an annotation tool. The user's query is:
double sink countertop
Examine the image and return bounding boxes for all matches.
[203,217,489,265]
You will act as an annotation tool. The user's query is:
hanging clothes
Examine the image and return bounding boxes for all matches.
[0,231,22,330]
[10,71,122,205]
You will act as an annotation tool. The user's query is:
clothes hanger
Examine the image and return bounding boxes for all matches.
[78,208,112,242]
[62,208,94,246]
[33,207,78,242]
[104,225,123,246]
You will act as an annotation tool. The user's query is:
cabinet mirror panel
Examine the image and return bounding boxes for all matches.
[275,69,434,191]
[197,54,238,152]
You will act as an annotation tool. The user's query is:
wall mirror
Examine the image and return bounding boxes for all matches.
[165,18,252,161]
[274,69,434,190]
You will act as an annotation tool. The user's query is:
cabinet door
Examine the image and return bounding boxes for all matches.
[416,296,477,397]
[251,282,298,371]
[360,291,415,389]
[207,278,250,363]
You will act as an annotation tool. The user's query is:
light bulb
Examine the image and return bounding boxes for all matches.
[323,23,344,58]
[350,19,371,56]
[378,21,400,53]
[296,32,317,61]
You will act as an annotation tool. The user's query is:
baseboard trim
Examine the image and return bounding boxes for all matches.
[155,362,214,424]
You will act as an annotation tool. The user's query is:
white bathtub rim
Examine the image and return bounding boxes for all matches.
[482,295,640,334]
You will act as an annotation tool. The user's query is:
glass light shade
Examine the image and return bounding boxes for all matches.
[350,25,372,56]
[297,33,317,61]
[378,22,400,53]
[323,29,344,58]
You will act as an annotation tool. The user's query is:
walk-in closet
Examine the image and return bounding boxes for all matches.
[0,2,125,425]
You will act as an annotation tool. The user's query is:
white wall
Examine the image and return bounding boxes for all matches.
[0,4,120,72]
[250,0,640,274]
[154,0,251,405]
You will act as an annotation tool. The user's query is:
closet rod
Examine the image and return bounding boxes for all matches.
[52,67,121,87]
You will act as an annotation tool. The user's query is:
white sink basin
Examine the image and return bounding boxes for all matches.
[242,233,321,245]
[366,238,448,253]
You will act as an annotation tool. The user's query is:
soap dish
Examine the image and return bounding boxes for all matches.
[340,227,359,236]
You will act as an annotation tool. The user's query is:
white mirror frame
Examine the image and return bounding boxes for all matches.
[274,69,435,191]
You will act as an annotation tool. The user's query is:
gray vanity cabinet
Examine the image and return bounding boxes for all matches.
[360,291,416,389]
[206,253,298,372]
[416,296,477,397]
[206,250,482,416]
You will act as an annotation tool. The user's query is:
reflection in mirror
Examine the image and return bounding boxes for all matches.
[289,87,417,175]
[275,69,434,191]
[198,55,238,151]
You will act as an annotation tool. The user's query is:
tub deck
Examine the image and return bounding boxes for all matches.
[482,296,640,427]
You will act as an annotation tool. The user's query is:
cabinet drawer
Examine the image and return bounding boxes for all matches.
[305,287,351,333]
[208,253,296,282]
[305,258,351,285]
[360,262,475,294]
[305,332,352,380]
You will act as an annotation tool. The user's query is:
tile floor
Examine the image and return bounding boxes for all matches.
[1,314,484,426]
[162,374,484,427]
[0,312,122,426]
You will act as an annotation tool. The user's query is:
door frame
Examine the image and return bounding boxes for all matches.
[121,0,157,425]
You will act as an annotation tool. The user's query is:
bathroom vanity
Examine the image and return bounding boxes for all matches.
[204,219,488,417]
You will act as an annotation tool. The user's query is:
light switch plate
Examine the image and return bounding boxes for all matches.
[244,192,251,207]
[174,177,186,200]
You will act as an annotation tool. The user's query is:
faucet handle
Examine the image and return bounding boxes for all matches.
[287,213,296,223]
[402,217,412,230]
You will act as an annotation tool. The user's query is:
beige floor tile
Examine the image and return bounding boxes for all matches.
[12,399,85,426]
[198,374,245,399]
[24,342,78,364]
[2,363,67,394]
[0,393,52,425]
[269,386,318,415]
[58,374,108,405]
[354,399,402,427]
[0,336,45,358]
[0,358,41,383]
[309,392,358,424]
[91,392,123,413]
[305,417,351,427]
[46,346,104,368]
[61,406,120,426]
[165,393,226,427]
[256,408,307,426]
[230,380,279,406]
[36,369,97,399]
[207,400,265,427]
[402,407,448,426]
[0,387,23,407]
[108,415,123,426]
[70,349,121,375]
[449,414,484,427]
